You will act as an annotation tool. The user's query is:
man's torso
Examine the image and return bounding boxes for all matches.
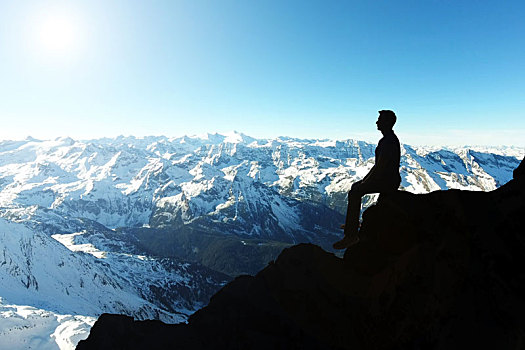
[374,131,401,189]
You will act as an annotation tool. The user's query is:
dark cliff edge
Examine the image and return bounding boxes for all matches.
[77,162,525,349]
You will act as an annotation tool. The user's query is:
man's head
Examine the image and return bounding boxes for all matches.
[376,110,396,132]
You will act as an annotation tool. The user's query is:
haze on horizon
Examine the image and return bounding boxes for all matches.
[0,0,524,147]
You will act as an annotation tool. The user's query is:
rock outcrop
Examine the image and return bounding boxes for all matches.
[77,169,525,349]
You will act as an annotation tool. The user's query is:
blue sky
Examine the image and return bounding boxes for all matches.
[0,0,524,146]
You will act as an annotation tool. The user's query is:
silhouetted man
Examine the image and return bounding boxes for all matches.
[333,110,401,249]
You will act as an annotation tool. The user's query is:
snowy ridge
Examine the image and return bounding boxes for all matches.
[0,299,95,350]
[0,218,179,349]
[0,218,194,320]
[0,210,227,349]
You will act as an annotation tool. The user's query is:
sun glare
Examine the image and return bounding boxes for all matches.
[33,10,84,61]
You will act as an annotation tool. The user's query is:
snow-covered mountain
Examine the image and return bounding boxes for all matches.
[0,132,522,349]
[0,216,228,349]
[2,133,521,232]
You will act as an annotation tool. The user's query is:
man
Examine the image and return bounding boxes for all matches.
[333,110,401,250]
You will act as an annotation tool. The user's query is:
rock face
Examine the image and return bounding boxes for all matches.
[77,175,525,349]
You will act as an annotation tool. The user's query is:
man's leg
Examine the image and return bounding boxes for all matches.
[333,181,389,249]
[333,184,366,249]
[343,188,364,238]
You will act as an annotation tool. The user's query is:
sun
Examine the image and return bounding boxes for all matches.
[39,16,76,52]
[33,10,84,60]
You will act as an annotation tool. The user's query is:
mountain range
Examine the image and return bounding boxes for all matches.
[0,132,522,349]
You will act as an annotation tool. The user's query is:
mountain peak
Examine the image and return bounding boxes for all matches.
[222,131,256,144]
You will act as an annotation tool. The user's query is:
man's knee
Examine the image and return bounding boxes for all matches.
[349,187,365,199]
[350,181,363,193]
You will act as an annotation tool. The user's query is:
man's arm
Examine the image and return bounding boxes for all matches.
[361,142,397,185]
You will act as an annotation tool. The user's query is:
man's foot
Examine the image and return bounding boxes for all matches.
[332,235,359,250]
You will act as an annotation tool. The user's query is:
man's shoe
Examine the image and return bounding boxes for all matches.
[332,235,359,250]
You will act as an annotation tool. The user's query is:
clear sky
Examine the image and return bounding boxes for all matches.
[0,0,524,146]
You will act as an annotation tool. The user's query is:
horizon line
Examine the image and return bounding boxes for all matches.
[1,132,524,151]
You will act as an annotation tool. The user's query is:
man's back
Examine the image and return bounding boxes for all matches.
[373,130,401,189]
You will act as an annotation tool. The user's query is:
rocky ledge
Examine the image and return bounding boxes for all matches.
[77,164,525,349]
